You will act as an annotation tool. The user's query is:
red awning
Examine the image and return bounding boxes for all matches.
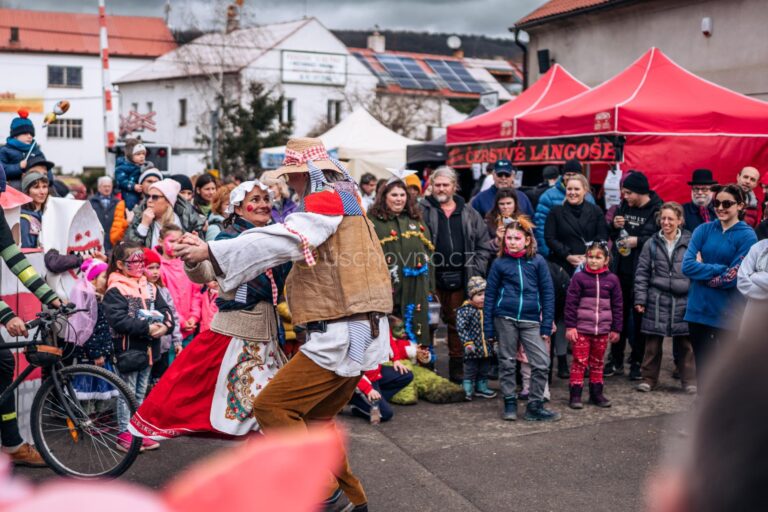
[446,64,589,146]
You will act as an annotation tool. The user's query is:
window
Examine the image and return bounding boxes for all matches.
[47,119,83,139]
[327,100,342,125]
[131,102,138,112]
[47,66,82,88]
[178,98,187,126]
[281,98,294,123]
[146,102,153,113]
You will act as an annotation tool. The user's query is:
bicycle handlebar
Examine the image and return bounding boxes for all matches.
[25,304,88,331]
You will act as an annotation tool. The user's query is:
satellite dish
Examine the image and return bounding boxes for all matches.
[447,35,462,50]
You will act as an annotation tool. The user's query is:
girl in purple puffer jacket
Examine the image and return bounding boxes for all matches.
[564,242,623,410]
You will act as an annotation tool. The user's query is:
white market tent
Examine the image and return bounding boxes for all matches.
[260,107,420,180]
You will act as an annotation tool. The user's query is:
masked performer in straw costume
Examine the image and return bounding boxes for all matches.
[175,138,392,511]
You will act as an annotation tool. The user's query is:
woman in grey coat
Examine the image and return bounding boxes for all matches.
[633,202,696,393]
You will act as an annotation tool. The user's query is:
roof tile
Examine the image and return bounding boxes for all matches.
[516,0,614,26]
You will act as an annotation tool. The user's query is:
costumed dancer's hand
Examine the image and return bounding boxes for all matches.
[608,331,621,344]
[5,317,28,338]
[174,235,210,265]
[367,389,382,402]
[148,323,168,338]
[141,208,155,227]
[393,360,410,374]
[565,327,579,344]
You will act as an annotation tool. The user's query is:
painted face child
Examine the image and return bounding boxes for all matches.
[504,227,530,254]
[586,246,609,271]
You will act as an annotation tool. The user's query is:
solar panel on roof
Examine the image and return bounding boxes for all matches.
[375,55,438,90]
[353,53,385,87]
[425,59,487,94]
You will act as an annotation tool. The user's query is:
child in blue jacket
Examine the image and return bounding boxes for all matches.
[0,109,53,191]
[115,138,153,210]
[483,216,559,423]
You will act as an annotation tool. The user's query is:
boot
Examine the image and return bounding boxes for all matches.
[557,355,570,379]
[474,379,497,399]
[524,399,561,422]
[462,379,474,401]
[569,384,583,409]
[448,358,464,384]
[502,396,517,421]
[589,382,612,408]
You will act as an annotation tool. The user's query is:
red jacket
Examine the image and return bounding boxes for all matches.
[357,334,409,395]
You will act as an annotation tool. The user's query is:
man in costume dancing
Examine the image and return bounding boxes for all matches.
[175,138,392,512]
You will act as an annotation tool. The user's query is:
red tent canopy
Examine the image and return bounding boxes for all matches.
[446,64,588,147]
[515,48,768,202]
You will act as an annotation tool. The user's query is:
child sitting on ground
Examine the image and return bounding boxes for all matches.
[0,109,52,191]
[456,276,497,401]
[564,242,623,409]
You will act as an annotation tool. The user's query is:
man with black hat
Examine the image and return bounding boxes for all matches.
[605,170,663,380]
[533,159,596,257]
[527,165,560,209]
[471,159,534,219]
[683,169,717,232]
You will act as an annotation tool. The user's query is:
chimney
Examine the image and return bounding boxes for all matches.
[367,28,385,53]
[226,4,239,34]
[9,27,18,43]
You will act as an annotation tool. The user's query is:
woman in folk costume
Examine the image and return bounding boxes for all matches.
[174,138,393,512]
[129,180,292,440]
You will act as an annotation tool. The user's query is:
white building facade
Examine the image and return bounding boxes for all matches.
[116,18,379,174]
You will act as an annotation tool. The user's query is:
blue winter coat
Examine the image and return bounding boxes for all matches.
[533,179,595,257]
[114,157,142,210]
[471,185,534,219]
[483,253,555,338]
[682,220,757,329]
[0,140,51,190]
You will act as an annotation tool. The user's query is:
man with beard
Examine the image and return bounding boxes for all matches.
[737,166,762,227]
[420,166,493,383]
[682,169,717,232]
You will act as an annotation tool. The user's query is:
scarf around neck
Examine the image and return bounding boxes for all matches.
[5,137,34,151]
[504,247,527,258]
[584,265,609,275]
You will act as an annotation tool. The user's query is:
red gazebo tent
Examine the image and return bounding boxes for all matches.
[515,48,768,202]
[446,64,589,166]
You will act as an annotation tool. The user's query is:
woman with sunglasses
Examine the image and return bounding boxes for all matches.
[682,184,757,380]
[126,178,205,248]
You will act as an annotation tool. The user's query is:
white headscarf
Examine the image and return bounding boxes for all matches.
[225,180,271,215]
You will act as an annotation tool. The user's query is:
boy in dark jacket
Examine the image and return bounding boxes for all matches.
[115,139,153,211]
[0,109,53,191]
[606,171,662,380]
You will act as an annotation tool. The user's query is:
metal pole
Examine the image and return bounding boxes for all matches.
[98,0,116,172]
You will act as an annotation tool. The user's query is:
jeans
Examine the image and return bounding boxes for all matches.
[0,349,23,447]
[117,365,150,433]
[688,322,724,384]
[349,366,414,422]
[495,318,549,401]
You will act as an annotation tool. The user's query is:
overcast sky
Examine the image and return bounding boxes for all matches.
[3,0,548,38]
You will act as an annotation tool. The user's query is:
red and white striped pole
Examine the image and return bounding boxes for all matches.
[98,0,116,167]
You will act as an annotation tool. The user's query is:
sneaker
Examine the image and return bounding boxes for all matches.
[7,443,46,467]
[322,488,351,512]
[629,365,642,381]
[141,437,160,451]
[636,382,652,392]
[116,431,142,453]
[603,362,616,377]
[684,385,698,395]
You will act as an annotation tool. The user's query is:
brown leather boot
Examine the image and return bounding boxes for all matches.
[7,443,46,467]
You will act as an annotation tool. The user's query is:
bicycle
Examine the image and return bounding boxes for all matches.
[0,304,142,478]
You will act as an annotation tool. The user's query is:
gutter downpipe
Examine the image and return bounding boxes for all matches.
[512,27,528,91]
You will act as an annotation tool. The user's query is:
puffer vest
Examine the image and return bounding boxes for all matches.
[285,215,393,325]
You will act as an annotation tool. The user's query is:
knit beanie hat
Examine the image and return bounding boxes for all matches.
[143,248,162,267]
[139,167,163,184]
[21,170,47,193]
[404,173,422,193]
[10,109,34,138]
[543,165,559,180]
[149,178,180,206]
[170,174,193,192]
[562,158,583,175]
[80,258,108,282]
[467,276,487,298]
[622,171,650,195]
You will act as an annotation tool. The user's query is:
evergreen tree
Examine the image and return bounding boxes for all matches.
[196,82,291,176]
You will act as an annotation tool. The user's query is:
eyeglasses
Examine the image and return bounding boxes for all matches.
[691,187,712,193]
[713,199,738,209]
[146,194,165,202]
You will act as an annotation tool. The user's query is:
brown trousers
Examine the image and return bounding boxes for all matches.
[251,351,367,506]
[436,288,466,359]
[641,335,696,388]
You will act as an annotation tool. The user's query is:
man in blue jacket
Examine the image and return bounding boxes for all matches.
[471,160,534,219]
[533,159,596,257]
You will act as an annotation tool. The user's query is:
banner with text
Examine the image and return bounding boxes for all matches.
[447,136,618,167]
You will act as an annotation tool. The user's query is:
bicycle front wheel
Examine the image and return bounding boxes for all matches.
[30,364,143,478]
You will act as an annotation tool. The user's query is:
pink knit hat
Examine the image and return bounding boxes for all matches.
[149,178,181,206]
[80,258,108,282]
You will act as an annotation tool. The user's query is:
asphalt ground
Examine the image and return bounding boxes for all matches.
[16,337,694,512]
